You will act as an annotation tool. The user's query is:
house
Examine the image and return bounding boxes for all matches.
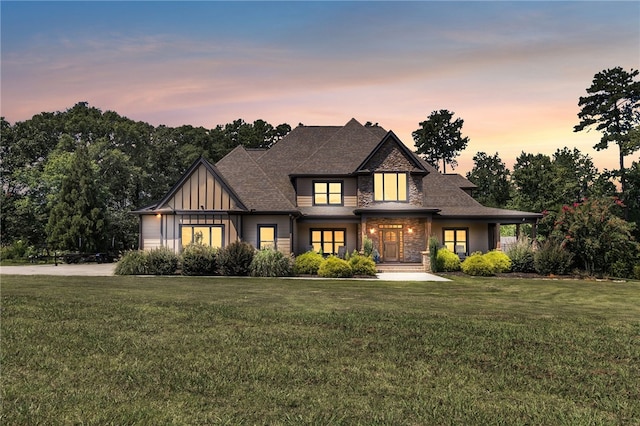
[134,119,541,270]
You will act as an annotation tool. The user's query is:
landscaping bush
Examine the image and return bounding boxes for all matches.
[506,237,536,273]
[436,248,461,272]
[0,240,31,260]
[318,256,353,278]
[461,252,495,276]
[484,250,512,273]
[293,250,324,275]
[181,244,218,276]
[250,248,292,277]
[348,253,377,276]
[534,241,574,276]
[429,237,440,273]
[218,241,255,276]
[114,250,148,275]
[146,247,179,275]
[363,237,374,258]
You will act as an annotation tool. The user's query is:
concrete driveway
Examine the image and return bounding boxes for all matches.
[1,263,116,276]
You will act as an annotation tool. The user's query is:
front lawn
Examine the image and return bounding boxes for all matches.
[2,275,639,424]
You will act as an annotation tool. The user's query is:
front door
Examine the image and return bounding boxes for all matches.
[382,229,399,262]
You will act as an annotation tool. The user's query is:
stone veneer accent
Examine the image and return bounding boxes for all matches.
[357,141,424,207]
[365,217,426,263]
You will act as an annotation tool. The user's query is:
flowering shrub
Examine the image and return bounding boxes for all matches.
[551,197,637,277]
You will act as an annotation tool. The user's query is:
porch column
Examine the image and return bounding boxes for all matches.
[495,223,502,251]
[423,216,433,272]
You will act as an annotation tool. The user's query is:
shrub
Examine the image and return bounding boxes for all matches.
[146,247,179,275]
[348,253,377,276]
[363,237,374,258]
[635,265,640,280]
[0,240,30,260]
[250,248,292,277]
[429,237,440,273]
[436,248,461,272]
[114,250,149,275]
[551,197,637,276]
[534,241,574,276]
[181,244,218,276]
[484,250,512,273]
[293,250,324,275]
[461,252,495,276]
[318,256,353,278]
[506,237,536,273]
[218,241,255,276]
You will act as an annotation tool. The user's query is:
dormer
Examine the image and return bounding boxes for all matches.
[354,131,429,208]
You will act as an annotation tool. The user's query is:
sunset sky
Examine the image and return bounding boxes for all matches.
[2,1,639,174]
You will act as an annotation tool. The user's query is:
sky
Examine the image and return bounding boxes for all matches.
[2,1,639,175]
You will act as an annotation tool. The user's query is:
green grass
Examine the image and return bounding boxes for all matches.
[2,275,639,425]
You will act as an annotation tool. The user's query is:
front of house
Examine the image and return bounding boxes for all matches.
[134,119,541,270]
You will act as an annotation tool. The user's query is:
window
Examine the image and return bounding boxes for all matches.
[181,225,224,249]
[443,228,468,255]
[311,229,345,255]
[314,181,343,205]
[258,225,276,250]
[374,173,407,201]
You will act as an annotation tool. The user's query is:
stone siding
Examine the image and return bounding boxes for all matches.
[357,140,424,207]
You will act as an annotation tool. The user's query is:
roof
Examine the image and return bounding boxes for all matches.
[143,118,540,222]
[215,146,297,212]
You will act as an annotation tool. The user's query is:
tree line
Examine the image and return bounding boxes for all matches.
[1,102,291,253]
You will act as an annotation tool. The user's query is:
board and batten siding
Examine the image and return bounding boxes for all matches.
[166,164,238,211]
[141,213,240,253]
[140,214,162,250]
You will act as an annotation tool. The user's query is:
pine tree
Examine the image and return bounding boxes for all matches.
[46,143,107,252]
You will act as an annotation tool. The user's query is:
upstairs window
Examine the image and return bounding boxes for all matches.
[374,172,408,201]
[314,181,343,205]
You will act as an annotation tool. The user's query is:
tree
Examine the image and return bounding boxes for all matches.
[412,110,469,173]
[551,147,598,204]
[510,152,556,213]
[466,152,511,208]
[46,143,107,252]
[574,67,640,196]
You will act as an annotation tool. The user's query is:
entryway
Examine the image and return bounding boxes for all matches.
[381,229,399,262]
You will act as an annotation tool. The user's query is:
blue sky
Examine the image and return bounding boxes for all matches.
[2,1,639,173]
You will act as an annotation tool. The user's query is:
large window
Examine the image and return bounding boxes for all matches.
[374,172,408,201]
[182,225,224,249]
[314,181,343,205]
[311,229,345,255]
[258,225,276,250]
[443,228,468,255]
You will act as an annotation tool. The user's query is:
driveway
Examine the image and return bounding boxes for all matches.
[1,263,116,276]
